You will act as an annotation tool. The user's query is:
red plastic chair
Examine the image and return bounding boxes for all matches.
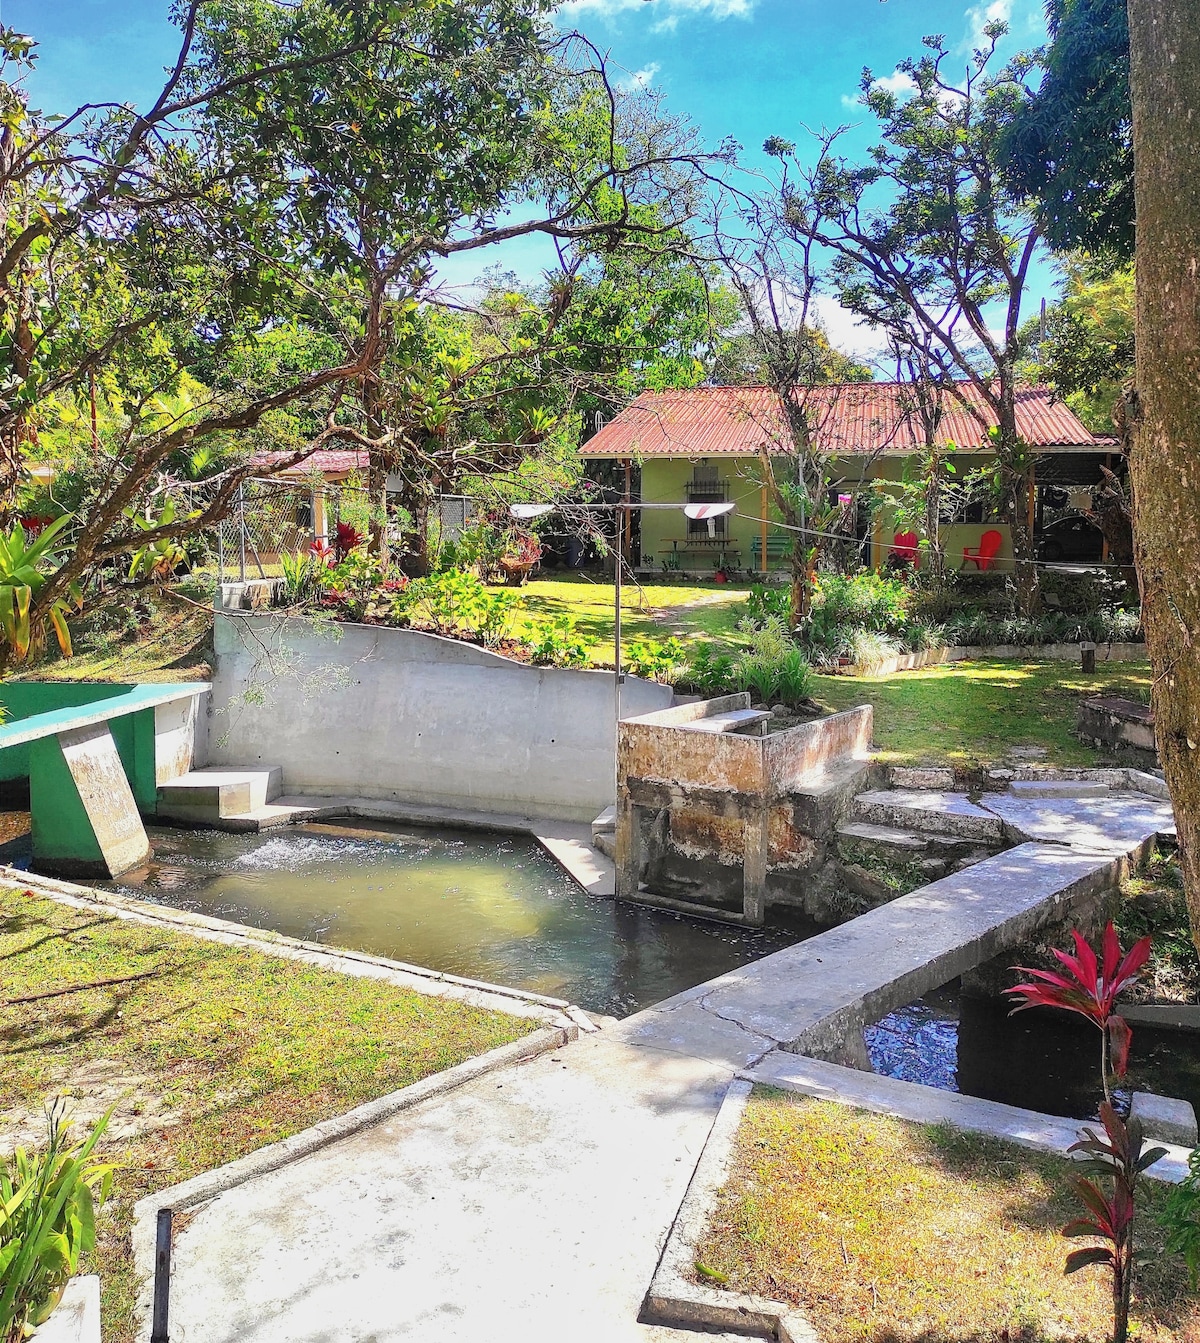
[963,528,1004,571]
[890,530,919,567]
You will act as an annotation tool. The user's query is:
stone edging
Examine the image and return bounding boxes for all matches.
[839,641,1146,678]
[646,1057,1191,1340]
[643,1078,819,1342]
[1,867,575,1027]
[130,1023,576,1342]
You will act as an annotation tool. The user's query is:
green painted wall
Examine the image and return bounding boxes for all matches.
[637,455,871,574]
[0,683,133,782]
[28,734,105,867]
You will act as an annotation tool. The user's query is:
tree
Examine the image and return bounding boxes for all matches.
[708,182,877,626]
[0,2,719,662]
[1002,0,1132,260]
[800,28,1046,613]
[1126,0,1200,951]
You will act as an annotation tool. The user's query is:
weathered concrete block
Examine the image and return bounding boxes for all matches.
[889,766,956,790]
[1077,696,1158,759]
[1130,1091,1198,1147]
[32,1275,100,1343]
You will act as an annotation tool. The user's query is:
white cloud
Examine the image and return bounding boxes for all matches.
[615,61,661,92]
[559,0,756,25]
[842,68,917,111]
[811,296,890,364]
[962,0,1012,51]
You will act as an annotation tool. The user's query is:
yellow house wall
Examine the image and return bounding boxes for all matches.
[637,452,1015,575]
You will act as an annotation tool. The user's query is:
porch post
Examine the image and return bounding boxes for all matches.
[759,484,769,575]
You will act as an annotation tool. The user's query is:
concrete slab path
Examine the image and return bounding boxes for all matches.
[162,1033,733,1343]
[144,785,1174,1341]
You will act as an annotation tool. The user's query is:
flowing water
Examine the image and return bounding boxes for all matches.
[90,822,814,1018]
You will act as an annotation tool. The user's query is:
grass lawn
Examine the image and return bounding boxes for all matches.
[697,1089,1194,1343]
[510,573,752,659]
[813,658,1154,768]
[0,887,535,1342]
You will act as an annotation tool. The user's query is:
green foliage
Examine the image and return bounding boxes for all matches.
[683,618,812,706]
[395,570,517,647]
[523,618,589,668]
[1000,0,1132,258]
[279,548,322,605]
[125,499,194,583]
[1022,259,1134,432]
[0,1102,115,1342]
[1160,1146,1200,1290]
[0,518,82,661]
[624,636,687,683]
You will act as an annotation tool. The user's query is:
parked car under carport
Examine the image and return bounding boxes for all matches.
[1036,514,1105,562]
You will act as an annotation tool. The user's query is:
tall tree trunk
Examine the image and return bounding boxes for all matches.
[1127,0,1200,952]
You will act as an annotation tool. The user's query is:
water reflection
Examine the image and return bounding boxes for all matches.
[94,823,814,1018]
[868,984,1200,1121]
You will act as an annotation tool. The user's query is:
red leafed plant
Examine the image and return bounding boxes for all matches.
[309,538,335,567]
[1063,1101,1168,1343]
[334,522,363,561]
[1005,921,1151,1104]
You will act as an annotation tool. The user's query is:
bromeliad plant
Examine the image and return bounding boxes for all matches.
[0,1102,115,1343]
[0,517,82,661]
[1063,1102,1168,1343]
[1006,922,1151,1105]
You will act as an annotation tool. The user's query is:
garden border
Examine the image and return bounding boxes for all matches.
[838,641,1146,677]
[0,867,578,1027]
[645,1058,1191,1341]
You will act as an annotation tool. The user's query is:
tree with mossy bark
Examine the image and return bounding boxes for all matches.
[1126,0,1200,955]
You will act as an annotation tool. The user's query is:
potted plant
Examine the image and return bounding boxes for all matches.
[498,532,542,586]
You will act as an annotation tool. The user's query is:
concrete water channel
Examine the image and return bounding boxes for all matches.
[0,663,1188,1340]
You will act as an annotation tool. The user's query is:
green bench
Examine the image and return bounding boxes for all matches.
[749,534,793,566]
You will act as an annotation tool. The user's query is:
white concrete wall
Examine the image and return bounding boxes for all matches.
[209,614,674,821]
[154,694,206,782]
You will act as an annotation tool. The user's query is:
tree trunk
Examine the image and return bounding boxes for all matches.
[1127,0,1200,952]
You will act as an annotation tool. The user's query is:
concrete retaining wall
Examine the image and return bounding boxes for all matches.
[840,641,1147,677]
[209,614,673,821]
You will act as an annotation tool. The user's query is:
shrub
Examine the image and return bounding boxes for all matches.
[1160,1145,1200,1289]
[524,618,589,668]
[683,618,812,706]
[842,628,903,671]
[625,636,687,683]
[0,1104,115,1343]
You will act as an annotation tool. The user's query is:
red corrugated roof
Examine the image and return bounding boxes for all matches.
[251,449,369,478]
[582,383,1114,458]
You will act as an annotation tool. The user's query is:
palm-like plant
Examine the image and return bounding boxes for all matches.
[0,517,82,661]
[1006,922,1152,1105]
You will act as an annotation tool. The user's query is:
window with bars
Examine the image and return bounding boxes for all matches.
[686,464,728,535]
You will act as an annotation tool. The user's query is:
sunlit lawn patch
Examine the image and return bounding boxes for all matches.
[813,659,1154,767]
[697,1089,1194,1343]
[0,888,535,1342]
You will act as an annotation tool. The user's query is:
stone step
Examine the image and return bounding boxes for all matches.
[835,821,929,854]
[852,789,1005,842]
[156,767,283,823]
[1007,779,1112,800]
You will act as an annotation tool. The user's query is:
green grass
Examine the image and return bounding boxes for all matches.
[812,658,1154,768]
[0,888,534,1342]
[698,1089,1194,1343]
[509,574,752,661]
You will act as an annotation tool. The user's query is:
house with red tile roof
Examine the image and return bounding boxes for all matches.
[581,382,1117,575]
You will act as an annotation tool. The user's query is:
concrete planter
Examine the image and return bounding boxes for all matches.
[209,613,673,821]
[31,1276,100,1343]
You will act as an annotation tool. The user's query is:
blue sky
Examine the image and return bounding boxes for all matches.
[8,0,1058,356]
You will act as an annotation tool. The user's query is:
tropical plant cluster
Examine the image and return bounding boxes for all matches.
[742,571,1142,670]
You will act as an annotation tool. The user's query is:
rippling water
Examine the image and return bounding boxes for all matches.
[93,822,815,1018]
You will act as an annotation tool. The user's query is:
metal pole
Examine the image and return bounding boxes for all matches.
[238,483,246,583]
[614,505,623,787]
[150,1206,172,1343]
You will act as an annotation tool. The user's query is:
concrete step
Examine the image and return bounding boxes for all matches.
[835,821,929,854]
[591,806,616,840]
[156,767,283,823]
[852,789,1005,842]
[1007,779,1112,800]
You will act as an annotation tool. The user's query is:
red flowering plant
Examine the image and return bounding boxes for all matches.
[334,521,363,562]
[309,538,335,567]
[1063,1101,1167,1343]
[1005,921,1152,1105]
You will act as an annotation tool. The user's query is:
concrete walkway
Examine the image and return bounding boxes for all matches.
[145,785,1174,1341]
